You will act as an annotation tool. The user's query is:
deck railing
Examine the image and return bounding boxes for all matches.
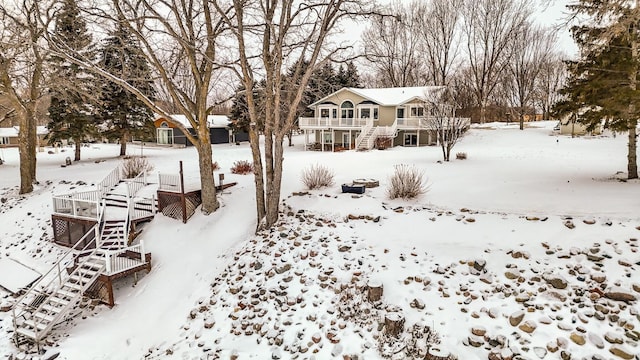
[299,117,369,128]
[355,118,374,149]
[99,166,122,195]
[158,173,181,192]
[130,196,157,221]
[52,190,101,220]
[100,240,146,276]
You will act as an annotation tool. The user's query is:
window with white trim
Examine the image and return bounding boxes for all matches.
[410,106,425,117]
[0,137,9,145]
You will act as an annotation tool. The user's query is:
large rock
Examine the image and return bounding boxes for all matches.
[518,320,537,334]
[543,273,568,289]
[569,332,585,345]
[605,287,637,303]
[509,311,525,327]
[609,345,635,359]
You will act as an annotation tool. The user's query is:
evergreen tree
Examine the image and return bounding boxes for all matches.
[556,1,640,179]
[97,22,155,156]
[46,0,97,161]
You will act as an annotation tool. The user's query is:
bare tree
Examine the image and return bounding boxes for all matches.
[416,0,462,86]
[535,53,567,120]
[212,0,374,229]
[45,0,230,214]
[461,0,533,123]
[361,1,424,87]
[506,22,557,129]
[0,0,51,194]
[422,88,469,162]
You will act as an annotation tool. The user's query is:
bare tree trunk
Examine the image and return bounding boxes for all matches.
[265,136,285,227]
[17,109,35,194]
[519,113,524,130]
[629,120,638,179]
[249,126,266,227]
[74,138,81,161]
[120,129,128,156]
[197,126,219,214]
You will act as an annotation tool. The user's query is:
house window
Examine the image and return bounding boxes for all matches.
[0,137,9,145]
[404,133,417,146]
[160,121,169,127]
[320,108,330,118]
[323,132,333,144]
[341,101,354,119]
[410,106,424,117]
[157,128,173,145]
[360,108,370,118]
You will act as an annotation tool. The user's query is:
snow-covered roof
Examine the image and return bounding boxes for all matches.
[309,86,446,107]
[0,126,48,137]
[157,115,230,129]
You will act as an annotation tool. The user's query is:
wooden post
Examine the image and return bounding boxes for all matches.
[179,161,187,223]
[384,312,405,338]
[367,279,383,302]
[219,173,225,191]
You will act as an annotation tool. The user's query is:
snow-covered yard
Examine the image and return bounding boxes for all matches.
[0,121,638,359]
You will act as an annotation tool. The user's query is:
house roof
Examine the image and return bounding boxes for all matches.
[0,126,48,137]
[309,86,446,108]
[156,114,230,129]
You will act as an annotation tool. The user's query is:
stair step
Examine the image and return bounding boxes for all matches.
[41,304,64,314]
[48,297,70,307]
[33,312,55,322]
[55,289,79,299]
[63,282,83,291]
[23,319,48,331]
[16,328,36,339]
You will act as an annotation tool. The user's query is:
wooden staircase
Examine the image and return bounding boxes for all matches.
[14,166,156,349]
[356,126,378,150]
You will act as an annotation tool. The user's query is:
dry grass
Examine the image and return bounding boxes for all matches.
[456,152,467,160]
[386,164,428,199]
[120,157,154,179]
[231,160,254,175]
[301,164,335,190]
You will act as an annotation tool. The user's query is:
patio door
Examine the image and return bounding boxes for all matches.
[157,128,173,145]
[342,133,350,147]
[404,133,417,146]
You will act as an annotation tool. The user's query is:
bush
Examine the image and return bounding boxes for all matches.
[231,160,254,175]
[456,152,467,160]
[121,157,154,179]
[211,161,220,171]
[301,164,335,190]
[386,164,428,199]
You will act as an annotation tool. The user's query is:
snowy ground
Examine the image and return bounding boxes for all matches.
[0,121,638,359]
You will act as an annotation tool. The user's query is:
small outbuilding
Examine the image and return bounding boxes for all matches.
[154,115,248,147]
[0,126,49,148]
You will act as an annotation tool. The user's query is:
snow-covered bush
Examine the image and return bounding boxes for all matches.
[386,164,428,199]
[231,160,254,175]
[301,164,334,190]
[121,156,153,179]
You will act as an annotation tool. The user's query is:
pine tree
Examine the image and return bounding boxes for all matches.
[557,1,640,179]
[98,22,155,156]
[46,0,97,161]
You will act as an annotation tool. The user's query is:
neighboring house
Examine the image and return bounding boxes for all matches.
[154,115,248,147]
[298,86,470,151]
[0,126,49,148]
[557,112,602,136]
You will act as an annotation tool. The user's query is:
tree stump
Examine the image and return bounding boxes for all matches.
[425,347,451,360]
[367,279,383,302]
[384,312,405,338]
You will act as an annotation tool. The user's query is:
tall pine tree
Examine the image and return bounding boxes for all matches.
[46,0,97,161]
[98,22,155,156]
[557,1,640,179]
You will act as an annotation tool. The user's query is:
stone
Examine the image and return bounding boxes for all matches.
[590,272,606,283]
[605,288,637,303]
[569,332,585,345]
[609,345,635,359]
[544,273,568,289]
[533,347,547,359]
[604,331,624,344]
[509,311,525,327]
[564,220,575,229]
[518,320,537,333]
[470,326,486,337]
[546,341,558,353]
[588,333,604,349]
[467,334,484,347]
[473,259,486,272]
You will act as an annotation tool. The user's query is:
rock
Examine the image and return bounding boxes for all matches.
[544,273,568,289]
[467,334,484,347]
[410,298,425,310]
[518,320,537,333]
[546,340,558,353]
[533,347,547,359]
[604,331,624,344]
[590,272,606,283]
[564,220,575,229]
[605,287,637,303]
[618,258,633,267]
[473,259,486,272]
[505,270,519,280]
[569,332,585,345]
[509,311,525,327]
[470,326,486,337]
[609,345,635,359]
[588,333,604,349]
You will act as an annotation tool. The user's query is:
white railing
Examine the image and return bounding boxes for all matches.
[299,117,369,128]
[396,117,424,128]
[130,196,157,221]
[99,166,122,195]
[378,119,398,137]
[158,173,181,192]
[355,118,375,149]
[101,240,146,276]
[52,191,101,220]
[12,223,101,344]
[124,170,147,198]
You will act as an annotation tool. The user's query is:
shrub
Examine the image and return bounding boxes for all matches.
[211,161,220,171]
[301,164,335,190]
[231,160,254,175]
[121,157,154,179]
[386,164,428,199]
[456,152,467,160]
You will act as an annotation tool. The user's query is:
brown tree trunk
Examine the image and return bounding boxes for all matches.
[628,120,638,179]
[519,113,524,131]
[248,125,266,228]
[196,125,218,214]
[120,129,128,156]
[74,140,81,161]
[264,134,285,228]
[18,110,34,194]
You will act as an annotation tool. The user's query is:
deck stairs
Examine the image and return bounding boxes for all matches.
[13,166,156,349]
[356,126,378,150]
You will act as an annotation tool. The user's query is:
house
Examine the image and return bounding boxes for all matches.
[298,86,470,151]
[557,111,603,136]
[0,126,49,148]
[154,115,248,147]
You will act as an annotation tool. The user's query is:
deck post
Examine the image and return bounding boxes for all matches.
[332,130,335,152]
[105,251,112,275]
[417,130,420,147]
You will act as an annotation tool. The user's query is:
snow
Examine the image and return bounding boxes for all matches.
[155,114,230,129]
[0,121,639,359]
[0,126,48,137]
[0,259,41,294]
